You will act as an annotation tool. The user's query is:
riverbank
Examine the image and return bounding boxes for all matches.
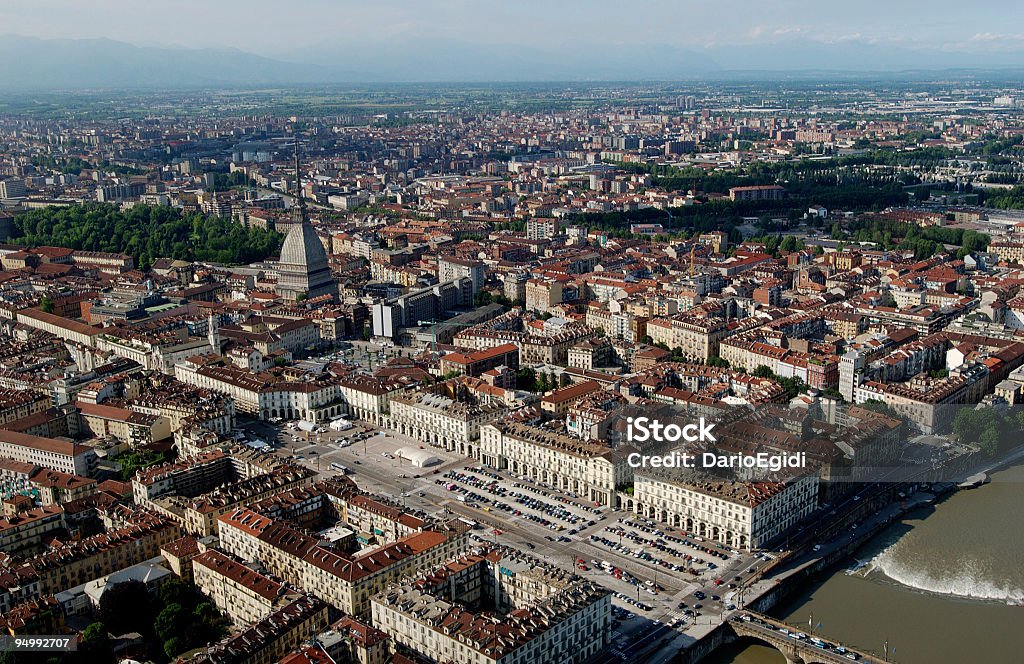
[678,485,928,663]
[706,460,1024,664]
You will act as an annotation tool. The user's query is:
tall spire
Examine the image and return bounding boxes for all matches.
[276,122,337,303]
[292,124,307,224]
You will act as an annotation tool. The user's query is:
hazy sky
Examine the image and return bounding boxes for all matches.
[4,0,1024,55]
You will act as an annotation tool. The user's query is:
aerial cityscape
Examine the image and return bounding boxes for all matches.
[0,3,1022,664]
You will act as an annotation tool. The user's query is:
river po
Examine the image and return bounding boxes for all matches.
[708,461,1024,664]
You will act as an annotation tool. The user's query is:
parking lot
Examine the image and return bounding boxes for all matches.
[417,464,768,625]
[437,467,602,533]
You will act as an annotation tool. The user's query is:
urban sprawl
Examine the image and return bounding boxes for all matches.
[0,81,1022,664]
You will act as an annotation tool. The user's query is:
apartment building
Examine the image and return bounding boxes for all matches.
[989,239,1024,265]
[438,256,485,294]
[454,314,593,366]
[852,364,988,433]
[217,508,468,617]
[645,316,730,362]
[728,185,786,201]
[631,470,819,550]
[0,504,65,555]
[193,549,300,627]
[175,358,348,423]
[75,401,172,445]
[133,450,314,536]
[371,548,610,664]
[0,389,50,426]
[14,309,104,348]
[526,217,560,240]
[340,494,426,544]
[130,382,235,439]
[478,422,633,507]
[184,467,316,537]
[0,509,180,599]
[316,616,390,664]
[336,375,396,426]
[525,277,564,314]
[388,382,508,458]
[567,338,614,370]
[196,595,329,664]
[540,380,603,416]
[132,447,290,504]
[719,338,840,389]
[438,343,520,377]
[0,429,97,477]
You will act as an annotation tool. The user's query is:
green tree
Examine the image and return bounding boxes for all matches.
[39,295,55,314]
[154,602,187,644]
[978,423,1000,457]
[158,579,194,607]
[0,649,24,664]
[492,294,514,308]
[163,636,187,659]
[192,602,225,643]
[117,449,168,481]
[79,622,113,663]
[952,408,992,444]
[99,580,153,635]
[12,203,283,267]
[822,387,845,401]
[778,375,805,399]
[516,368,538,391]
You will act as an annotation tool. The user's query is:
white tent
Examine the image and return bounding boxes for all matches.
[330,418,353,431]
[395,447,442,468]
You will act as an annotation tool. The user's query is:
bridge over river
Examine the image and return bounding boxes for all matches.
[728,611,893,664]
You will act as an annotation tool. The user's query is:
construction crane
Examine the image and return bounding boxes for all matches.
[689,243,697,276]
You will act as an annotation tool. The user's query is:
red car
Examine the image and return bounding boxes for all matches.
[714,579,724,586]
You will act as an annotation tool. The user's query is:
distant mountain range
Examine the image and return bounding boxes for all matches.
[0,35,332,88]
[1,33,1022,89]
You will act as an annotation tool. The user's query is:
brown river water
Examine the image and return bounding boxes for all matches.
[705,462,1024,664]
